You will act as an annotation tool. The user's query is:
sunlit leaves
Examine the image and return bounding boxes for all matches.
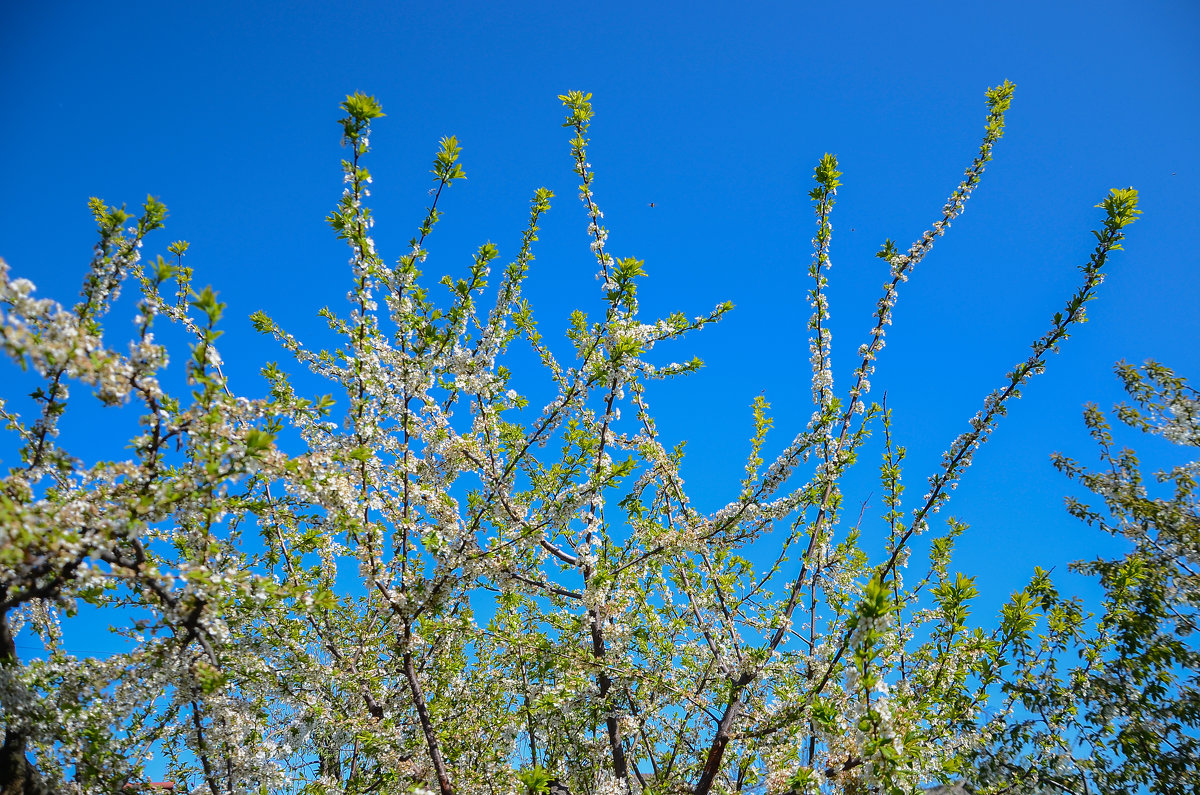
[0,80,1165,795]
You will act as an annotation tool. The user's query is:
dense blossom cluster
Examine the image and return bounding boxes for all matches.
[0,84,1170,795]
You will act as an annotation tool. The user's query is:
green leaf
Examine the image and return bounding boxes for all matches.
[341,92,385,122]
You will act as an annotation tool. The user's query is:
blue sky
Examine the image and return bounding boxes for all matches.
[2,0,1197,628]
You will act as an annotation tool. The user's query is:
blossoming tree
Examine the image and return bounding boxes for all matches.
[0,83,1166,795]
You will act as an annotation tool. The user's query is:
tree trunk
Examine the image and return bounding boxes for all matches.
[0,729,55,795]
[403,650,454,795]
[0,609,56,795]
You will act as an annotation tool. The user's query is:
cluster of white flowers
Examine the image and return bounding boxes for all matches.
[3,83,1148,795]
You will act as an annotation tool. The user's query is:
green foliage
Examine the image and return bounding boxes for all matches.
[516,765,553,794]
[0,81,1182,795]
[188,285,224,326]
[432,135,467,184]
[811,152,842,194]
[972,361,1199,795]
[342,91,386,122]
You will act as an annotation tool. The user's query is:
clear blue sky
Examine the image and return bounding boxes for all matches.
[2,1,1197,622]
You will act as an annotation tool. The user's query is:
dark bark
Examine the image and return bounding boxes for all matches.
[1,610,56,795]
[692,672,753,795]
[0,731,55,795]
[403,650,454,795]
[692,702,738,795]
[590,608,629,783]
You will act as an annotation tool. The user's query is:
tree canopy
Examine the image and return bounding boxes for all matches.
[1,85,1193,795]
